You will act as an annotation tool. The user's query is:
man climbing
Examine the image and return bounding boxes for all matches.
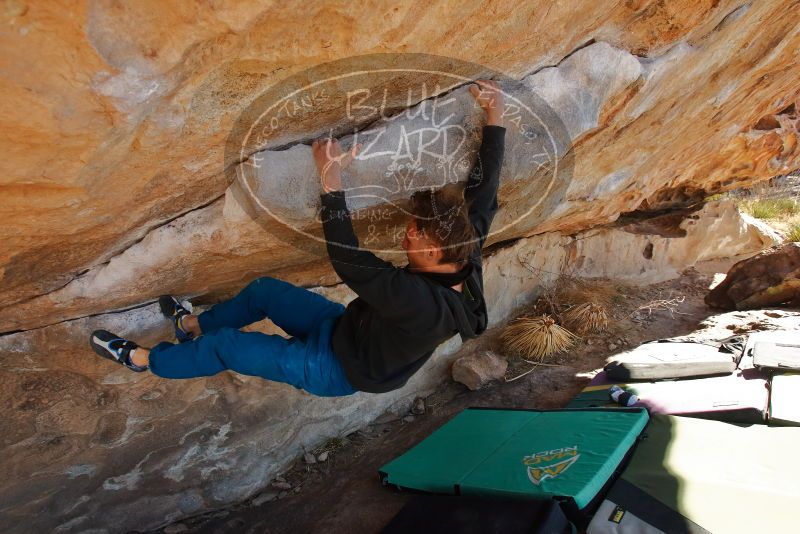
[89,80,506,397]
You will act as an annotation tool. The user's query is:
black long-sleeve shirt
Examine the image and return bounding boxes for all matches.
[320,125,506,393]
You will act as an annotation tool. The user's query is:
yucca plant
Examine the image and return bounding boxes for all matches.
[554,278,615,309]
[563,302,610,334]
[501,315,577,362]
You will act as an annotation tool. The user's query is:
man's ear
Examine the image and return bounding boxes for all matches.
[406,219,418,238]
[428,243,444,263]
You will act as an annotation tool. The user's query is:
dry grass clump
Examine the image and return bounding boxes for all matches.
[563,302,610,334]
[785,223,800,242]
[530,295,562,318]
[554,277,616,309]
[528,277,617,323]
[501,314,577,362]
[738,198,799,220]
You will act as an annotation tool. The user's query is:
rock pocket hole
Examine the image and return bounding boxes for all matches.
[779,102,796,117]
[754,115,781,131]
[643,242,654,260]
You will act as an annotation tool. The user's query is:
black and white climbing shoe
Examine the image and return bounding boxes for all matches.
[159,295,194,343]
[89,330,148,372]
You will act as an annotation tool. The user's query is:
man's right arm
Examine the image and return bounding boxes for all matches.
[313,140,426,320]
[320,191,432,322]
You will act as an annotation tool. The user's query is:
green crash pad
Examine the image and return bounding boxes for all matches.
[379,408,648,510]
[587,415,800,534]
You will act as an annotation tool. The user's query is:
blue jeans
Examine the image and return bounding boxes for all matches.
[149,277,357,397]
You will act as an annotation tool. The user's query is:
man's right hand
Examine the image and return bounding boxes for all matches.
[469,80,504,127]
[312,138,360,193]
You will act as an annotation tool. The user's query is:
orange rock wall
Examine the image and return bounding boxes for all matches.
[2,1,798,331]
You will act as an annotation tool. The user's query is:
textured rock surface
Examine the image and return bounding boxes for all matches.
[2,1,799,531]
[0,202,776,533]
[451,350,509,390]
[2,1,800,331]
[706,242,800,310]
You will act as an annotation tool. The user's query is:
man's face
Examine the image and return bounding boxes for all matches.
[402,219,441,269]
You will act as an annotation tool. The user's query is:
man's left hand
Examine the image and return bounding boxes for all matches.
[469,80,504,127]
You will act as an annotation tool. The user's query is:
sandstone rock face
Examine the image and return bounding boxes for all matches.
[0,202,776,533]
[451,350,509,390]
[706,242,800,310]
[1,1,799,531]
[2,1,800,331]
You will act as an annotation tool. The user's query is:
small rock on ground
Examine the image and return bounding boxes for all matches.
[317,451,329,462]
[451,350,508,390]
[304,453,317,465]
[272,481,292,490]
[411,397,426,415]
[253,492,278,506]
[373,411,400,424]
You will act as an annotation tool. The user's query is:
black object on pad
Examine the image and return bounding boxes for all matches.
[381,495,570,534]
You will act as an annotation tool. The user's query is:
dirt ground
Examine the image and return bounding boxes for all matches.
[153,269,798,534]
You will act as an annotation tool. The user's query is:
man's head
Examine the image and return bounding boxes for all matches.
[402,186,476,271]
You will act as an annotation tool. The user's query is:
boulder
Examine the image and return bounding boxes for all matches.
[706,242,800,310]
[2,2,800,332]
[1,2,799,531]
[0,193,777,533]
[452,351,509,390]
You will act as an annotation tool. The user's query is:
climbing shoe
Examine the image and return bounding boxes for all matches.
[159,295,194,342]
[90,330,148,372]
